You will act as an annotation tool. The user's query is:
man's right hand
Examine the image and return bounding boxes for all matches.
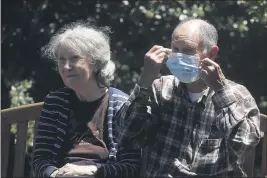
[139,45,170,88]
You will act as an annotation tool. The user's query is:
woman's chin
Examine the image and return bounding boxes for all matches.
[65,80,80,90]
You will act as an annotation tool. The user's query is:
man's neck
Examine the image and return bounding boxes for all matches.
[186,79,208,93]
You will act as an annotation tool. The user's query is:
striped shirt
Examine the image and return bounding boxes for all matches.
[116,75,261,177]
[32,87,141,178]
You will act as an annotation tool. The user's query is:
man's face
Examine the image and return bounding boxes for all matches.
[169,22,210,85]
[171,23,206,62]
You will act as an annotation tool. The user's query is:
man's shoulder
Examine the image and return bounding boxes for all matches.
[225,79,254,101]
[152,75,180,101]
[153,75,179,90]
[109,87,129,102]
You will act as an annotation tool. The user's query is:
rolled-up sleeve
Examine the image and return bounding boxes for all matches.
[212,84,261,166]
[95,148,141,178]
[116,82,160,150]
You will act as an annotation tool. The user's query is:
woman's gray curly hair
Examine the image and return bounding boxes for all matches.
[42,21,115,87]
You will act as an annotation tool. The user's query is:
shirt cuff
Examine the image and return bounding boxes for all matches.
[212,84,236,109]
[129,84,151,104]
[43,166,58,177]
[94,163,105,178]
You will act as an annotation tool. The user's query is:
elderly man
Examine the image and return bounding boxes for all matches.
[116,18,261,177]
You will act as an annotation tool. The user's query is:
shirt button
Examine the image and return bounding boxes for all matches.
[188,164,192,169]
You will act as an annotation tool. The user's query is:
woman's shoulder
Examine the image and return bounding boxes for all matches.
[45,87,73,96]
[44,87,73,105]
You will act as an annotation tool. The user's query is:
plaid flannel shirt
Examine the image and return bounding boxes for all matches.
[116,75,261,177]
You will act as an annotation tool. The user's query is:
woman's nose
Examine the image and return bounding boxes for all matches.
[63,60,73,70]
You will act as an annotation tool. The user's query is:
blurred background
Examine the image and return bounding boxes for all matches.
[1,0,267,176]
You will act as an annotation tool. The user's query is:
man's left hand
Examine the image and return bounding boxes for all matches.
[199,58,226,91]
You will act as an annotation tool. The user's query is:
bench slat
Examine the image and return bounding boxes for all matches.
[1,119,11,178]
[260,114,267,132]
[244,148,255,177]
[261,135,267,176]
[13,122,28,177]
[2,103,43,124]
[260,114,267,176]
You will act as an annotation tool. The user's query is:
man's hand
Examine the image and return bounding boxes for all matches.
[139,45,170,88]
[54,162,97,177]
[199,58,226,91]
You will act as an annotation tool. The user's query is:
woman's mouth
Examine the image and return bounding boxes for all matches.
[66,74,78,78]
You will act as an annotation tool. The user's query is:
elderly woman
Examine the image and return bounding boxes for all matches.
[32,22,141,178]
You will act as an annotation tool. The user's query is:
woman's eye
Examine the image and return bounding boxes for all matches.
[58,58,66,64]
[72,56,79,60]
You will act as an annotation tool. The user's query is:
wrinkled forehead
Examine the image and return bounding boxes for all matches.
[172,22,200,44]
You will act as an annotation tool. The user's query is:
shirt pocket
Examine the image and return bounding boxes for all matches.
[199,138,222,155]
[193,138,223,175]
[195,138,223,174]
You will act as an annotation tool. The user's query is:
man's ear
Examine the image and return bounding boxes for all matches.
[209,45,219,60]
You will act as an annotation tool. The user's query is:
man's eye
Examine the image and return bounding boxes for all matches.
[172,48,179,53]
[183,48,194,54]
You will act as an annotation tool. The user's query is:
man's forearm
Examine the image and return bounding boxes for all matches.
[116,85,157,149]
[96,148,141,178]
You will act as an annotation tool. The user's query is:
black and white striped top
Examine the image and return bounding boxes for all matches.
[32,87,141,178]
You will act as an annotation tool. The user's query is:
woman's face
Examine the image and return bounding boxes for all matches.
[57,44,94,90]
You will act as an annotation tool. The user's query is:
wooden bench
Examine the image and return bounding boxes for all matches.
[1,102,43,178]
[1,103,267,177]
[243,113,267,177]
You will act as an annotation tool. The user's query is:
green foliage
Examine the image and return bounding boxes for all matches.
[9,79,35,148]
[238,0,267,24]
[2,1,266,101]
[10,80,34,107]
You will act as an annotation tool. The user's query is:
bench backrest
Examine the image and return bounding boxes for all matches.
[1,102,43,178]
[243,114,267,177]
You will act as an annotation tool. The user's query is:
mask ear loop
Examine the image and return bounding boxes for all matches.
[165,48,172,59]
[193,55,202,81]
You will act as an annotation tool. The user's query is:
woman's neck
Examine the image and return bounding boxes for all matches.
[74,80,108,102]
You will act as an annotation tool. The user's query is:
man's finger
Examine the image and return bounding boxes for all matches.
[201,64,216,72]
[165,48,172,58]
[154,47,167,55]
[199,68,208,80]
[147,45,163,54]
[201,58,219,68]
[145,45,162,59]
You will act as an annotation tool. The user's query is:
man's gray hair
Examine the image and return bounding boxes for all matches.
[42,21,115,87]
[174,17,218,52]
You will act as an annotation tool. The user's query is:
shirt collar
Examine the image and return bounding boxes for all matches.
[176,81,214,105]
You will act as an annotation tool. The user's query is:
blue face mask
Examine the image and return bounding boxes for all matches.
[166,53,199,83]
